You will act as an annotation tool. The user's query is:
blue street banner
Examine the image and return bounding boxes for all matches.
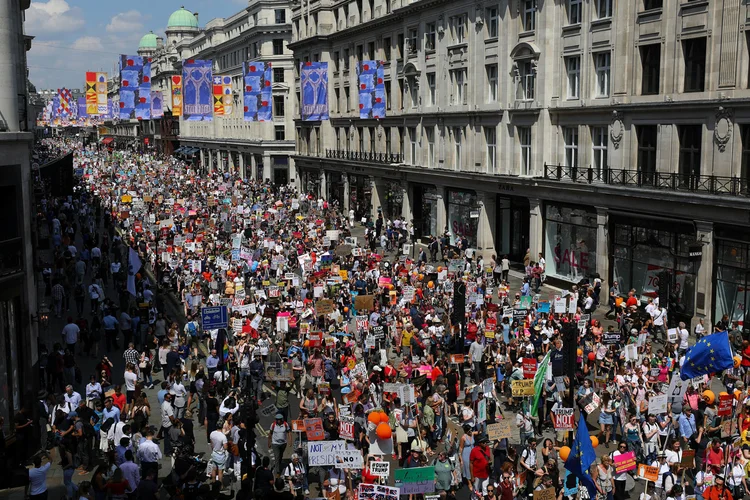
[151,90,164,119]
[300,62,329,121]
[77,97,87,118]
[182,59,213,121]
[243,61,272,122]
[358,60,385,119]
[119,55,151,120]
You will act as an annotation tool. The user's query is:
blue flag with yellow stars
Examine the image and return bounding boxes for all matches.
[564,412,597,500]
[680,330,734,380]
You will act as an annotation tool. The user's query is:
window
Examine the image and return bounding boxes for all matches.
[522,0,536,31]
[333,51,340,72]
[519,126,532,175]
[273,39,284,55]
[275,125,285,140]
[427,73,436,106]
[385,127,392,153]
[345,86,351,111]
[275,9,286,23]
[398,78,404,110]
[742,125,750,187]
[408,28,418,54]
[568,0,582,24]
[566,56,580,99]
[678,125,702,184]
[454,127,463,170]
[636,125,657,176]
[315,126,321,153]
[425,23,436,51]
[486,64,498,102]
[356,45,364,65]
[273,95,285,117]
[640,44,660,95]
[594,52,611,97]
[596,0,612,18]
[336,128,341,150]
[564,127,579,167]
[385,81,391,109]
[426,126,435,167]
[368,42,375,59]
[451,69,467,104]
[409,127,418,164]
[683,38,707,93]
[398,126,405,154]
[273,67,284,83]
[486,7,498,38]
[334,87,341,113]
[344,49,350,70]
[313,53,320,62]
[397,34,404,59]
[485,126,497,173]
[452,14,467,43]
[408,76,418,108]
[517,60,535,100]
[643,0,662,10]
[383,37,391,61]
[592,126,608,178]
[369,127,376,152]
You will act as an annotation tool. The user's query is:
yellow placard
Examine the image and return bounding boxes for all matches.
[511,379,535,396]
[121,195,132,203]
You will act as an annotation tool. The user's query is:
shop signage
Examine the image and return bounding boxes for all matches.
[689,243,703,262]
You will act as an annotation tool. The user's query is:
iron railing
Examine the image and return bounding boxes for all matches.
[325,149,404,164]
[543,164,750,197]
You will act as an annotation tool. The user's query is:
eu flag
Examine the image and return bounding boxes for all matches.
[564,412,597,500]
[679,331,734,380]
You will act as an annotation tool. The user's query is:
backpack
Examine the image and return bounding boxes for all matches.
[187,322,197,337]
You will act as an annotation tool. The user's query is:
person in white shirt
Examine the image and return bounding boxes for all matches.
[209,428,229,484]
[64,385,82,408]
[86,376,103,409]
[653,306,667,341]
[678,322,690,355]
[61,319,80,351]
[171,379,188,419]
[694,318,707,340]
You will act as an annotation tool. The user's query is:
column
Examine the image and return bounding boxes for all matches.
[208,150,214,173]
[239,154,246,179]
[319,171,328,199]
[199,149,205,171]
[263,155,272,182]
[435,186,447,236]
[289,158,298,189]
[476,192,496,255]
[695,221,715,327]
[401,184,413,222]
[370,176,386,220]
[595,207,610,284]
[528,197,543,261]
[342,174,350,212]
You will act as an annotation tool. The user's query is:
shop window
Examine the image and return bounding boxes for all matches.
[640,44,660,95]
[448,190,478,247]
[637,125,657,177]
[544,205,597,281]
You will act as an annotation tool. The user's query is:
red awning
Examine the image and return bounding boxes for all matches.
[101,137,114,145]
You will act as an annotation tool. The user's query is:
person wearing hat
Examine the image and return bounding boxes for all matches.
[704,474,734,500]
[651,452,675,500]
[268,413,291,476]
[284,453,309,495]
[469,433,492,495]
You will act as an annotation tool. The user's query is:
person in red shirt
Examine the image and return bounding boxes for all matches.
[469,434,492,494]
[625,291,639,309]
[111,385,126,412]
[705,439,726,468]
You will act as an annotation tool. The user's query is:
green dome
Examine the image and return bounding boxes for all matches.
[167,7,198,29]
[139,32,158,49]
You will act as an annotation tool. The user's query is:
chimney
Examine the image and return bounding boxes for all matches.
[194,12,199,24]
[157,36,164,48]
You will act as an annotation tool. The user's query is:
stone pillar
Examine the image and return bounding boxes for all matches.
[435,186,447,236]
[342,174,350,211]
[319,170,328,199]
[289,158,298,189]
[476,191,496,256]
[370,176,386,220]
[595,207,609,284]
[695,221,715,326]
[401,183,413,223]
[199,149,205,171]
[263,155,272,182]
[239,153,246,179]
[208,150,214,173]
[529,197,543,261]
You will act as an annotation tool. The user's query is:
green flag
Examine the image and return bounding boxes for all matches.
[531,350,551,418]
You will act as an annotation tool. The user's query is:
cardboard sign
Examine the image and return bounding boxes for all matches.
[512,379,535,396]
[637,464,659,482]
[553,408,575,431]
[315,299,335,316]
[721,419,733,438]
[260,404,278,418]
[304,418,325,441]
[487,420,512,441]
[354,295,375,311]
[533,487,556,500]
[450,354,465,364]
[292,420,305,432]
[307,440,346,465]
[718,393,734,416]
[614,451,637,473]
[395,467,435,495]
[522,358,537,379]
[339,416,355,440]
[369,461,390,477]
[680,449,695,468]
[648,394,668,415]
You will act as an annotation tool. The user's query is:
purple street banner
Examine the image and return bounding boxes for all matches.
[300,62,328,121]
[358,60,385,119]
[182,59,213,121]
[151,90,164,119]
[243,61,272,122]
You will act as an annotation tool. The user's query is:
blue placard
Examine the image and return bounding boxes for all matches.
[201,306,228,329]
[74,168,84,177]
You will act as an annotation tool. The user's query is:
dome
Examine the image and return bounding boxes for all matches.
[167,6,198,29]
[138,32,158,49]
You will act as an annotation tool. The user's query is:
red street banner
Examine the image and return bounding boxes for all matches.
[718,393,734,417]
[523,358,538,379]
[552,408,575,431]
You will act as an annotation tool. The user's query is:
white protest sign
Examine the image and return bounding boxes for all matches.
[369,461,390,477]
[335,449,364,469]
[307,440,347,466]
[648,394,668,415]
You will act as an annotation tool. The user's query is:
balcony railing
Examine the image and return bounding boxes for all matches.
[325,149,404,164]
[543,164,750,197]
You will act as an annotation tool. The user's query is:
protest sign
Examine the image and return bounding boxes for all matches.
[602,332,621,344]
[522,358,537,379]
[554,297,567,314]
[553,408,575,431]
[371,325,385,339]
[395,467,435,495]
[648,394,668,415]
[512,379,535,396]
[637,464,659,482]
[304,418,325,441]
[614,451,636,473]
[316,299,335,316]
[354,295,375,311]
[578,392,601,413]
[487,420,512,441]
[369,461,390,477]
[339,416,355,440]
[718,394,733,416]
[477,399,487,423]
[680,449,695,468]
[335,449,364,469]
[358,484,400,500]
[307,440,347,466]
[292,420,305,432]
[265,362,294,382]
[533,487,556,500]
[260,404,278,418]
[356,316,369,331]
[450,354,465,364]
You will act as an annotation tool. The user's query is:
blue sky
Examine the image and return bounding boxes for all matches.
[26,0,245,90]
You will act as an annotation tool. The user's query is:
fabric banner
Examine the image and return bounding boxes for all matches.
[182,59,213,121]
[106,98,114,119]
[151,90,163,119]
[243,61,272,122]
[51,95,60,119]
[76,97,87,118]
[213,74,233,116]
[85,72,97,115]
[85,72,107,115]
[300,62,328,121]
[171,75,183,117]
[119,55,151,120]
[58,88,71,117]
[358,60,385,119]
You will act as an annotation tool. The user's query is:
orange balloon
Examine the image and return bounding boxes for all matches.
[368,412,381,425]
[376,422,392,439]
[428,281,434,289]
[720,391,729,397]
[703,390,716,404]
[379,412,390,424]
[418,274,424,280]
[559,446,571,461]
[590,436,599,448]
[735,389,743,401]
[344,307,349,313]
[304,340,310,347]
[577,348,583,357]
[437,266,443,272]
[735,356,742,368]
[587,352,595,361]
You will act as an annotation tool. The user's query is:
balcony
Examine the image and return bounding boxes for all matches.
[543,164,750,197]
[325,149,403,164]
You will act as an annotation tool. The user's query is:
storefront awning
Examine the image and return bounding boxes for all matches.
[101,137,114,145]
[185,147,199,155]
[173,146,186,154]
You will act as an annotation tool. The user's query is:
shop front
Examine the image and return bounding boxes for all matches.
[496,196,530,262]
[272,156,289,185]
[714,227,750,328]
[329,172,346,207]
[382,180,404,221]
[544,203,598,283]
[349,174,371,221]
[447,189,478,248]
[412,184,440,240]
[610,216,696,322]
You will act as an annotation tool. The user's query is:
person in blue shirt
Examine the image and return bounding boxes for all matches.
[114,436,131,467]
[102,313,120,351]
[521,279,531,296]
[157,381,170,405]
[677,406,697,445]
